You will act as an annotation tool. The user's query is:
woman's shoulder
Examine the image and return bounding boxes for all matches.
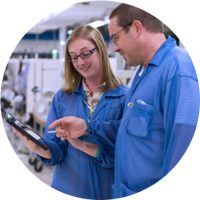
[115,84,129,94]
[53,88,70,100]
[106,84,129,97]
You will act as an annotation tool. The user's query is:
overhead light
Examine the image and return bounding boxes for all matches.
[104,15,110,24]
[66,16,110,36]
[89,20,105,28]
[59,40,66,46]
[51,49,58,59]
[67,29,73,35]
[88,16,110,28]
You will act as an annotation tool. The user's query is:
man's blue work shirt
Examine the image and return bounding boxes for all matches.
[112,36,200,198]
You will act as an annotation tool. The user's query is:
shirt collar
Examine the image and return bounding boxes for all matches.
[148,36,177,67]
[82,79,106,96]
[75,79,127,98]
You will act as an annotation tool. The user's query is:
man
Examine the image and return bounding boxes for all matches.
[49,3,199,198]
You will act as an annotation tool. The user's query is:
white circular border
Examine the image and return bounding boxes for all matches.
[0,0,199,200]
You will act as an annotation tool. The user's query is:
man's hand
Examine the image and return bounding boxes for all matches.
[48,116,87,139]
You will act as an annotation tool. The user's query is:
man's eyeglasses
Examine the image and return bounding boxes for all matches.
[111,22,132,44]
[70,48,96,62]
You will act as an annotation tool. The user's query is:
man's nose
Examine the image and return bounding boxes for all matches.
[113,43,120,52]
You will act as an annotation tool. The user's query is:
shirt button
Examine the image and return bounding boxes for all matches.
[128,102,134,107]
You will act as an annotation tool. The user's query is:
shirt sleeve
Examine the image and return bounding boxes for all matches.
[89,119,120,168]
[37,91,68,165]
[163,73,199,174]
[86,94,126,168]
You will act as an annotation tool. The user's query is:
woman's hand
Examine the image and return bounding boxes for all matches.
[14,128,51,159]
[14,128,39,152]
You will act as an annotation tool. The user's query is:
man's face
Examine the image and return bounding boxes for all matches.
[108,16,140,67]
[108,17,137,66]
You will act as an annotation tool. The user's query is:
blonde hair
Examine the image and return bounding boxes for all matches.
[63,25,121,93]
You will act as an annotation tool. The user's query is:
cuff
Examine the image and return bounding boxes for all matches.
[95,145,102,158]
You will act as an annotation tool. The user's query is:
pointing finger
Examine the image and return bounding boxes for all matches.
[49,119,62,129]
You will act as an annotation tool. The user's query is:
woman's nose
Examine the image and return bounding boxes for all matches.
[76,57,85,65]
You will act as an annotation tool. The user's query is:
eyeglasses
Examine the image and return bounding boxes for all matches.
[70,47,96,62]
[111,22,132,44]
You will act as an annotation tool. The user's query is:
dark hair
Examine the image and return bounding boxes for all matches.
[110,3,164,33]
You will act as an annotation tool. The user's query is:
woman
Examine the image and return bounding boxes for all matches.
[15,25,127,199]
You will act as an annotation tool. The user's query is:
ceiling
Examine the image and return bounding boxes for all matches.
[28,1,120,34]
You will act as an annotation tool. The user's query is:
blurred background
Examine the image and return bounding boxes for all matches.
[0,0,180,186]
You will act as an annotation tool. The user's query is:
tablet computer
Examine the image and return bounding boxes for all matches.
[1,109,48,150]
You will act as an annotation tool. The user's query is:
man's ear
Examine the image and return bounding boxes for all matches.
[132,20,144,35]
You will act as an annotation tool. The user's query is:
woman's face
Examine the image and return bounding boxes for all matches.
[68,38,103,82]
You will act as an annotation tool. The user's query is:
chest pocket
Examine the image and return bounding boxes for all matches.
[126,101,154,138]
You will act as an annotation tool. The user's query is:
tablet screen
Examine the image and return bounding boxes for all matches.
[1,109,48,150]
[23,127,41,140]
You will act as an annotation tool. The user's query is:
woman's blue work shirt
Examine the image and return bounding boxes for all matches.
[38,82,127,199]
[112,36,199,198]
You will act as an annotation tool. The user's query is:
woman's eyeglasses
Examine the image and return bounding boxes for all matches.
[70,48,96,62]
